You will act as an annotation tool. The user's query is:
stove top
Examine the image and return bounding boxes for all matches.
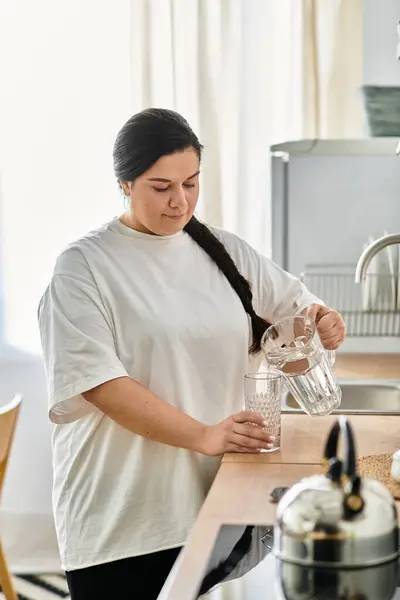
[196,524,400,600]
[198,524,272,597]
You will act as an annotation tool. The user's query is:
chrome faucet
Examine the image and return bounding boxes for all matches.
[355,234,400,282]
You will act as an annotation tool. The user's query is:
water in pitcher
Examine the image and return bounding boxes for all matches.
[267,338,341,417]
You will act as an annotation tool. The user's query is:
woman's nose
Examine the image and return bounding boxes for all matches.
[169,186,188,210]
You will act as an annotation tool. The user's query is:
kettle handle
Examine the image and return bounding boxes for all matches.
[323,416,364,517]
[324,416,356,478]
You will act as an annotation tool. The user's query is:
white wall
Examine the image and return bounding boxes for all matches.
[0,0,132,355]
[0,0,133,571]
[363,0,400,85]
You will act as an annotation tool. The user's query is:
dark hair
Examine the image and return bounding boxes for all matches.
[113,108,271,353]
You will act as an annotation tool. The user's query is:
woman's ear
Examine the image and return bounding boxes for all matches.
[120,181,130,197]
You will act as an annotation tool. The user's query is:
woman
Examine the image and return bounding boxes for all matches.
[38,108,345,599]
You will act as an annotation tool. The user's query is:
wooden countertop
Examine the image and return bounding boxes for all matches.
[335,353,400,379]
[159,413,400,600]
[223,414,400,464]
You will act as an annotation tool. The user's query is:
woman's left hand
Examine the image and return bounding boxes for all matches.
[305,304,346,350]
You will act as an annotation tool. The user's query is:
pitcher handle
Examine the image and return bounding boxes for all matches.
[326,349,336,366]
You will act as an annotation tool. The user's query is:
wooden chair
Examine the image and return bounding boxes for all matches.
[0,394,22,600]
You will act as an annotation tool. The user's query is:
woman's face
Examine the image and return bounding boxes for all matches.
[121,148,200,236]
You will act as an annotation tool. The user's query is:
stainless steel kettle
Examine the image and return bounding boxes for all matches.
[273,416,400,600]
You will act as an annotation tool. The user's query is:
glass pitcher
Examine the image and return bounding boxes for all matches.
[261,315,341,417]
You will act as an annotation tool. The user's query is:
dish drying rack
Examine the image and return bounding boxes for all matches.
[301,264,400,337]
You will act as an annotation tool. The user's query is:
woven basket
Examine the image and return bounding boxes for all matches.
[357,453,400,499]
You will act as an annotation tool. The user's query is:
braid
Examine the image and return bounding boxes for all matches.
[184,216,271,354]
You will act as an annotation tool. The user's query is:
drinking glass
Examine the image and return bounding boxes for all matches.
[244,371,282,452]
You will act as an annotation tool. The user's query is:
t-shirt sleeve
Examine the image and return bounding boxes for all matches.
[254,255,323,323]
[213,228,323,324]
[38,254,129,424]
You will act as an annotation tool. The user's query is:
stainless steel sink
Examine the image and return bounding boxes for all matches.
[282,380,400,415]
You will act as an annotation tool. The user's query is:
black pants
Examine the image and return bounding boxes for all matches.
[65,547,182,600]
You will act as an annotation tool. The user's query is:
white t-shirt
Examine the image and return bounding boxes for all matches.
[38,217,319,571]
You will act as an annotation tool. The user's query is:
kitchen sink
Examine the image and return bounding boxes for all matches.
[282,380,400,415]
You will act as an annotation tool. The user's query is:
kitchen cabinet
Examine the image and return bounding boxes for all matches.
[271,138,400,276]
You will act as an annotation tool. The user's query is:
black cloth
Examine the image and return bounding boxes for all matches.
[65,547,182,600]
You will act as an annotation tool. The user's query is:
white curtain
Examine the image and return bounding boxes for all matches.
[0,0,362,577]
[130,0,306,257]
[130,0,364,259]
[302,0,364,138]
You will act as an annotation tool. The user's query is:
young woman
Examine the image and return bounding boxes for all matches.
[38,108,345,599]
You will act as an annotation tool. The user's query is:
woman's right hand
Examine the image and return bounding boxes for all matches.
[200,411,275,456]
